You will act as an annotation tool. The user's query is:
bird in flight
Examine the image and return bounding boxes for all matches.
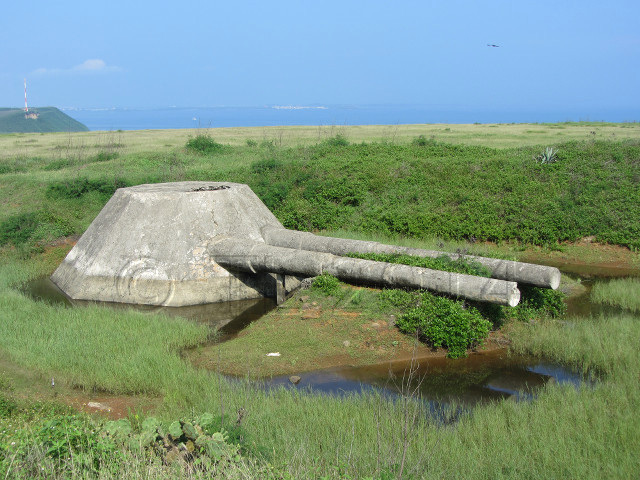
[487,44,500,47]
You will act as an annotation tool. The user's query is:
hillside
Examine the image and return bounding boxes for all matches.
[0,107,89,133]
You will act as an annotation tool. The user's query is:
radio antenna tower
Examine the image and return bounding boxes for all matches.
[24,78,28,112]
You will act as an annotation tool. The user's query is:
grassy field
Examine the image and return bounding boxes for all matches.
[1,121,639,160]
[1,123,639,478]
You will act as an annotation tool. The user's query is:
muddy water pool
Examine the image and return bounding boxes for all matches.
[21,262,638,407]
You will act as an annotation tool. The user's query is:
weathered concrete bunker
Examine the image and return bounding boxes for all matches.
[52,181,561,308]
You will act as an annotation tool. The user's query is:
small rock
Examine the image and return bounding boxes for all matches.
[311,301,318,306]
[289,375,301,385]
[370,322,380,328]
[388,315,397,327]
[299,295,310,302]
[343,340,351,347]
[87,401,111,412]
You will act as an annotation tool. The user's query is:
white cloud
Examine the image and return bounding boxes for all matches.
[32,59,122,76]
[75,59,108,71]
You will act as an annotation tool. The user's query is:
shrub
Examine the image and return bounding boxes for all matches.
[411,135,437,147]
[46,177,130,199]
[185,133,224,154]
[0,212,40,247]
[36,415,108,461]
[378,288,415,309]
[322,134,349,147]
[512,286,567,320]
[396,292,491,358]
[311,273,341,296]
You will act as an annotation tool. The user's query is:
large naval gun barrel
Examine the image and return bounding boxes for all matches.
[261,226,560,290]
[209,237,521,307]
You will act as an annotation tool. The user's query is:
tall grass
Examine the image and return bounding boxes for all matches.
[1,251,639,477]
[0,281,209,394]
[590,277,640,312]
[509,314,640,379]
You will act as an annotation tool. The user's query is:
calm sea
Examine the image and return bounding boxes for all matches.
[61,105,639,131]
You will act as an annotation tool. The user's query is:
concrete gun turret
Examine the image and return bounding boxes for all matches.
[52,182,560,308]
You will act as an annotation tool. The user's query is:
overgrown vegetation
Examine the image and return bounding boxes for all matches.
[243,139,640,249]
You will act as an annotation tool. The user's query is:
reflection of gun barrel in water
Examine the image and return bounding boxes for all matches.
[210,237,521,307]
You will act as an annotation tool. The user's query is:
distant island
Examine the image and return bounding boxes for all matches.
[0,107,89,134]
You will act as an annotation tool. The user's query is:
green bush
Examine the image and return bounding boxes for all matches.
[2,409,246,478]
[0,212,40,247]
[396,292,491,359]
[511,286,567,321]
[322,134,349,147]
[46,177,130,199]
[311,273,341,296]
[411,135,437,147]
[378,288,415,309]
[185,133,224,154]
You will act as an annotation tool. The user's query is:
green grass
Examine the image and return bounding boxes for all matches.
[0,125,639,478]
[590,277,640,312]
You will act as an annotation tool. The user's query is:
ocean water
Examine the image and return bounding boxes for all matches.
[61,105,639,131]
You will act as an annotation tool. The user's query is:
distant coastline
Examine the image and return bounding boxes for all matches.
[271,105,328,110]
[57,105,639,132]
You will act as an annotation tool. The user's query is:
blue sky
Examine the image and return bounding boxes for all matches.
[1,0,639,115]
